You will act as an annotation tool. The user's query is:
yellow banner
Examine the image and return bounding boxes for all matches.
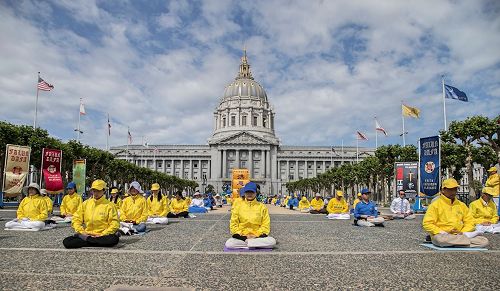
[3,145,31,197]
[402,104,420,118]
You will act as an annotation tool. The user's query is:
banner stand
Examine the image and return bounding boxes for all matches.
[0,192,20,208]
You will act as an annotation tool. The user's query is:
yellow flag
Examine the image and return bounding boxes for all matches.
[402,104,420,118]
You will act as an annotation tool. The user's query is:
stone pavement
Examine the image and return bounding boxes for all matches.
[0,205,499,290]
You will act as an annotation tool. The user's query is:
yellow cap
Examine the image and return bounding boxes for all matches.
[357,193,361,197]
[110,188,118,194]
[151,183,160,191]
[442,178,459,189]
[91,179,107,191]
[487,167,497,172]
[336,190,343,197]
[483,187,496,196]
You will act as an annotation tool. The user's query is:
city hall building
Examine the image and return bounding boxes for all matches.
[111,52,374,195]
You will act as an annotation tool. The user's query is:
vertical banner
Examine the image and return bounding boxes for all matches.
[419,136,440,197]
[41,148,64,194]
[72,159,86,195]
[2,145,31,197]
[394,162,418,198]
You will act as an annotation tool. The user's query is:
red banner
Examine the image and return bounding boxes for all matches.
[41,148,63,193]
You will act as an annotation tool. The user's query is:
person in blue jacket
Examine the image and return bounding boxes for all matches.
[353,188,385,227]
[203,194,213,210]
[288,194,299,210]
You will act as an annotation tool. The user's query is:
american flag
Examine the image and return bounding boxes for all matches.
[128,128,132,144]
[107,114,111,136]
[375,119,387,136]
[356,131,368,141]
[37,77,54,91]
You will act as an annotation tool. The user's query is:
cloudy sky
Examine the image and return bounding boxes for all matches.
[1,0,499,149]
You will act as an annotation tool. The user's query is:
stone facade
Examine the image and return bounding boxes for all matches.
[110,51,374,195]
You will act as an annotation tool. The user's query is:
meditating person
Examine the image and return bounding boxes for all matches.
[288,194,299,210]
[62,179,120,248]
[469,186,499,234]
[5,183,48,231]
[168,191,190,218]
[189,191,208,213]
[203,193,214,210]
[390,190,416,220]
[40,189,53,216]
[119,181,148,235]
[298,196,311,213]
[327,191,350,219]
[59,182,83,222]
[485,166,499,208]
[423,178,488,248]
[353,189,385,226]
[109,187,122,209]
[146,183,169,224]
[214,194,223,208]
[282,195,289,208]
[310,193,327,214]
[225,182,277,249]
[352,193,361,210]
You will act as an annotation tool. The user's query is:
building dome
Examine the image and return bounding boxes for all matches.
[223,78,268,101]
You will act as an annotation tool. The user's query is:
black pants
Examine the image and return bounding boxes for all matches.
[310,209,327,214]
[289,205,294,210]
[167,211,189,218]
[63,234,119,249]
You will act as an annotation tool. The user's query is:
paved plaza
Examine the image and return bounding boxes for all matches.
[0,205,499,290]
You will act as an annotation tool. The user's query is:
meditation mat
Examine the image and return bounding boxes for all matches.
[131,229,150,236]
[4,225,56,231]
[223,246,273,252]
[420,243,488,251]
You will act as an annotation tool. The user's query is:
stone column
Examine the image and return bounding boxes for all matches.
[295,160,299,180]
[286,160,290,181]
[235,149,240,169]
[249,150,253,177]
[266,150,271,179]
[314,160,317,177]
[222,150,227,179]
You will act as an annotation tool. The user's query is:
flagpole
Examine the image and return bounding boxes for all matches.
[126,126,129,162]
[341,139,344,165]
[356,136,359,163]
[442,75,447,131]
[375,117,378,149]
[401,101,406,147]
[77,98,82,142]
[33,72,40,130]
[106,113,109,151]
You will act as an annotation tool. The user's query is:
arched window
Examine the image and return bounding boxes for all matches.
[253,115,258,126]
[242,115,247,126]
[231,115,236,126]
[222,117,226,127]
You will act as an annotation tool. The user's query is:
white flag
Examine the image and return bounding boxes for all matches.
[375,119,387,136]
[79,101,86,115]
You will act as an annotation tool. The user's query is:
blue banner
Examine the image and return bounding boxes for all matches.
[419,136,440,196]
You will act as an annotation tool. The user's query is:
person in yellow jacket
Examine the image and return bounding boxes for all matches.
[326,191,350,219]
[59,182,82,222]
[423,178,489,248]
[119,181,148,235]
[232,188,245,209]
[469,186,499,233]
[146,183,169,224]
[109,187,122,210]
[62,179,120,248]
[5,183,48,231]
[225,182,276,249]
[352,193,362,210]
[485,166,499,208]
[282,195,290,208]
[310,193,327,214]
[271,197,277,206]
[298,196,311,213]
[168,191,190,218]
[40,189,53,215]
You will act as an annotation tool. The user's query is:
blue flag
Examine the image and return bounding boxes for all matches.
[444,84,468,102]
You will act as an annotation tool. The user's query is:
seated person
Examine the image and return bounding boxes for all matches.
[310,193,327,214]
[189,191,208,213]
[390,190,416,220]
[184,191,192,207]
[146,183,169,224]
[327,191,350,219]
[469,186,499,234]
[109,187,122,209]
[271,197,277,206]
[282,195,289,208]
[5,183,48,231]
[203,194,214,210]
[225,182,277,249]
[58,182,83,222]
[423,178,488,248]
[353,189,384,226]
[62,179,120,248]
[40,189,53,216]
[288,195,299,210]
[168,191,190,218]
[298,196,311,212]
[214,194,223,208]
[352,193,362,212]
[119,181,147,234]
[485,167,499,208]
